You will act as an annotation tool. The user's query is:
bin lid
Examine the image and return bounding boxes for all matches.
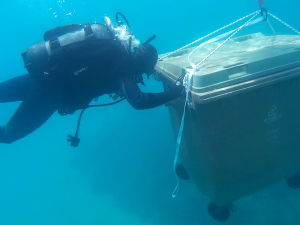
[156,33,300,96]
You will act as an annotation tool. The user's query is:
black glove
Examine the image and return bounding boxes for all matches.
[168,75,185,99]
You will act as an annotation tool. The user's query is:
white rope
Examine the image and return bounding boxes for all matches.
[267,19,277,36]
[193,11,260,70]
[188,15,263,68]
[171,11,260,198]
[268,13,300,35]
[159,11,260,61]
[172,67,194,198]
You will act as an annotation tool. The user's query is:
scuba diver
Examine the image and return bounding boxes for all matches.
[0,13,184,146]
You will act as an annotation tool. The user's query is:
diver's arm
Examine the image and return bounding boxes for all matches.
[120,74,182,110]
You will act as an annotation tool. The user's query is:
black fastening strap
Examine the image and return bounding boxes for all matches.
[84,24,93,38]
[49,39,60,51]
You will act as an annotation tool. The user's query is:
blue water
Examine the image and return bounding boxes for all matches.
[0,0,300,224]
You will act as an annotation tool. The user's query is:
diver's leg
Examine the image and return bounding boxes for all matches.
[0,80,59,143]
[0,74,32,102]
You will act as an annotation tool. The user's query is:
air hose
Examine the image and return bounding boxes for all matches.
[67,98,125,147]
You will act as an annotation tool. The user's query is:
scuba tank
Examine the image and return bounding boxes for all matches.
[21,23,115,76]
[21,12,154,84]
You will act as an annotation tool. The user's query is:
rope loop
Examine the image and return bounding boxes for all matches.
[261,7,268,21]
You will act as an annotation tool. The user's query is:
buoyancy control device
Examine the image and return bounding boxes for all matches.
[21,12,155,81]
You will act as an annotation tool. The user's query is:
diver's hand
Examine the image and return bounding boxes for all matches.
[176,75,185,87]
[168,75,185,99]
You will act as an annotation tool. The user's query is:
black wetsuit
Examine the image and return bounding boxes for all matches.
[0,51,179,144]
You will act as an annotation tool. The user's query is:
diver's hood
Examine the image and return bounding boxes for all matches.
[133,43,158,76]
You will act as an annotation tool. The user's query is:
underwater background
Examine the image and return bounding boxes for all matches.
[0,0,300,224]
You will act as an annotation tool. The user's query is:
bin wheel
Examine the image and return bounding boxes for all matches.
[175,164,190,180]
[207,202,234,222]
[286,173,300,189]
